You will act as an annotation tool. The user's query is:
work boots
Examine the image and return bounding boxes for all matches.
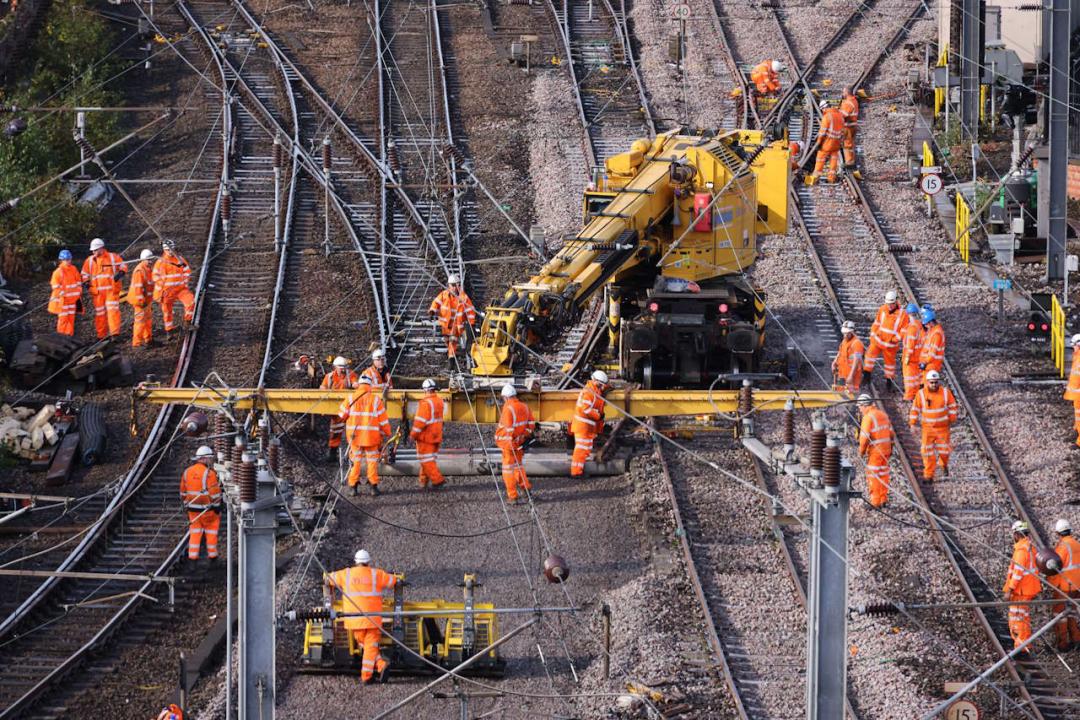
[883,378,895,395]
[325,446,336,463]
[861,370,872,389]
[369,483,381,497]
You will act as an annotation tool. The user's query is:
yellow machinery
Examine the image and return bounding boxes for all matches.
[471,129,790,386]
[299,573,505,677]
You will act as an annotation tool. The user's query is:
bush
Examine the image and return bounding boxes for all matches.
[0,0,121,272]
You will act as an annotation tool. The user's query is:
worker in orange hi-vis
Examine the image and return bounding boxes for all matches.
[749,59,784,96]
[1003,520,1042,653]
[900,303,924,401]
[831,320,864,394]
[428,274,477,363]
[324,549,397,684]
[1064,334,1080,447]
[1050,518,1080,651]
[360,348,393,395]
[917,305,945,381]
[839,86,861,179]
[155,704,184,720]
[322,356,359,462]
[862,290,907,392]
[180,446,221,564]
[856,394,893,507]
[495,383,536,504]
[80,237,127,340]
[908,370,958,481]
[570,370,610,477]
[340,375,392,496]
[409,378,445,488]
[48,249,83,336]
[152,239,196,341]
[806,100,846,185]
[126,249,155,348]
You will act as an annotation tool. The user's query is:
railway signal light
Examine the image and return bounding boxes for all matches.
[1027,311,1050,345]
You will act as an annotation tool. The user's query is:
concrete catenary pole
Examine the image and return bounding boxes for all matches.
[959,0,984,140]
[1046,0,1070,282]
[238,453,277,720]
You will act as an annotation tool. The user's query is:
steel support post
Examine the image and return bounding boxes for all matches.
[1046,0,1070,282]
[958,0,983,139]
[239,464,277,720]
[805,461,853,720]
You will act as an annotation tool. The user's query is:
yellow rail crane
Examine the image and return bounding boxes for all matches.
[471,129,791,387]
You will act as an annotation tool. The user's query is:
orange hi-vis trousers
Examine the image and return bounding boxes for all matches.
[498,440,530,501]
[187,509,220,560]
[865,447,891,507]
[347,445,381,487]
[920,426,951,480]
[1053,591,1080,650]
[1008,597,1037,650]
[159,288,195,332]
[570,434,594,477]
[1073,399,1080,447]
[903,362,921,400]
[843,126,857,166]
[132,303,153,347]
[55,304,78,336]
[416,441,444,486]
[863,340,899,380]
[813,140,841,181]
[91,291,123,339]
[353,628,388,682]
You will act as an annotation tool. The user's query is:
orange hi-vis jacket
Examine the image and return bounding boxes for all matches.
[1003,536,1042,597]
[326,565,397,630]
[870,303,908,350]
[909,385,958,428]
[858,406,893,454]
[1065,350,1080,401]
[81,251,126,297]
[430,288,477,335]
[901,321,924,366]
[339,386,391,447]
[919,324,946,370]
[496,397,535,447]
[1053,535,1080,594]
[817,108,846,149]
[570,380,606,439]
[360,365,392,394]
[180,463,222,510]
[834,335,864,382]
[48,261,82,313]
[321,368,359,391]
[840,94,860,127]
[410,392,444,444]
[126,260,154,307]
[152,252,192,301]
[750,61,780,92]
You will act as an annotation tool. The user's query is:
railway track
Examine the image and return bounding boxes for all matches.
[0,2,298,714]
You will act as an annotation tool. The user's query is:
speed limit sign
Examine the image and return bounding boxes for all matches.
[920,173,943,195]
[945,699,980,720]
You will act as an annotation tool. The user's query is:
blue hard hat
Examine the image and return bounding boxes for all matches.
[904,302,919,315]
[919,307,936,324]
[58,249,72,261]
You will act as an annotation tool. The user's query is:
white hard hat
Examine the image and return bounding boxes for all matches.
[885,290,898,303]
[448,274,460,285]
[1055,518,1072,534]
[354,549,371,565]
[925,370,941,382]
[1071,334,1080,346]
[139,249,153,261]
[422,378,437,390]
[372,349,385,361]
[856,393,872,406]
[195,445,214,459]
[501,383,517,398]
[89,238,105,252]
[1012,520,1030,534]
[333,356,348,368]
[771,60,783,72]
[591,370,609,384]
[819,99,830,111]
[841,320,855,334]
[357,375,372,385]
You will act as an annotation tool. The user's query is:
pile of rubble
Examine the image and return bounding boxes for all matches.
[8,332,134,390]
[0,403,59,458]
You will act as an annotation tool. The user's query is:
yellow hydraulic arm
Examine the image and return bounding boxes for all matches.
[136,386,844,423]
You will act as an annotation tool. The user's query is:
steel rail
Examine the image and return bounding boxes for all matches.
[549,0,596,171]
[766,0,1052,713]
[702,0,750,129]
[374,0,394,338]
[430,0,464,275]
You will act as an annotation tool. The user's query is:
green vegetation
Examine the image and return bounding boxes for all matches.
[0,0,121,270]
